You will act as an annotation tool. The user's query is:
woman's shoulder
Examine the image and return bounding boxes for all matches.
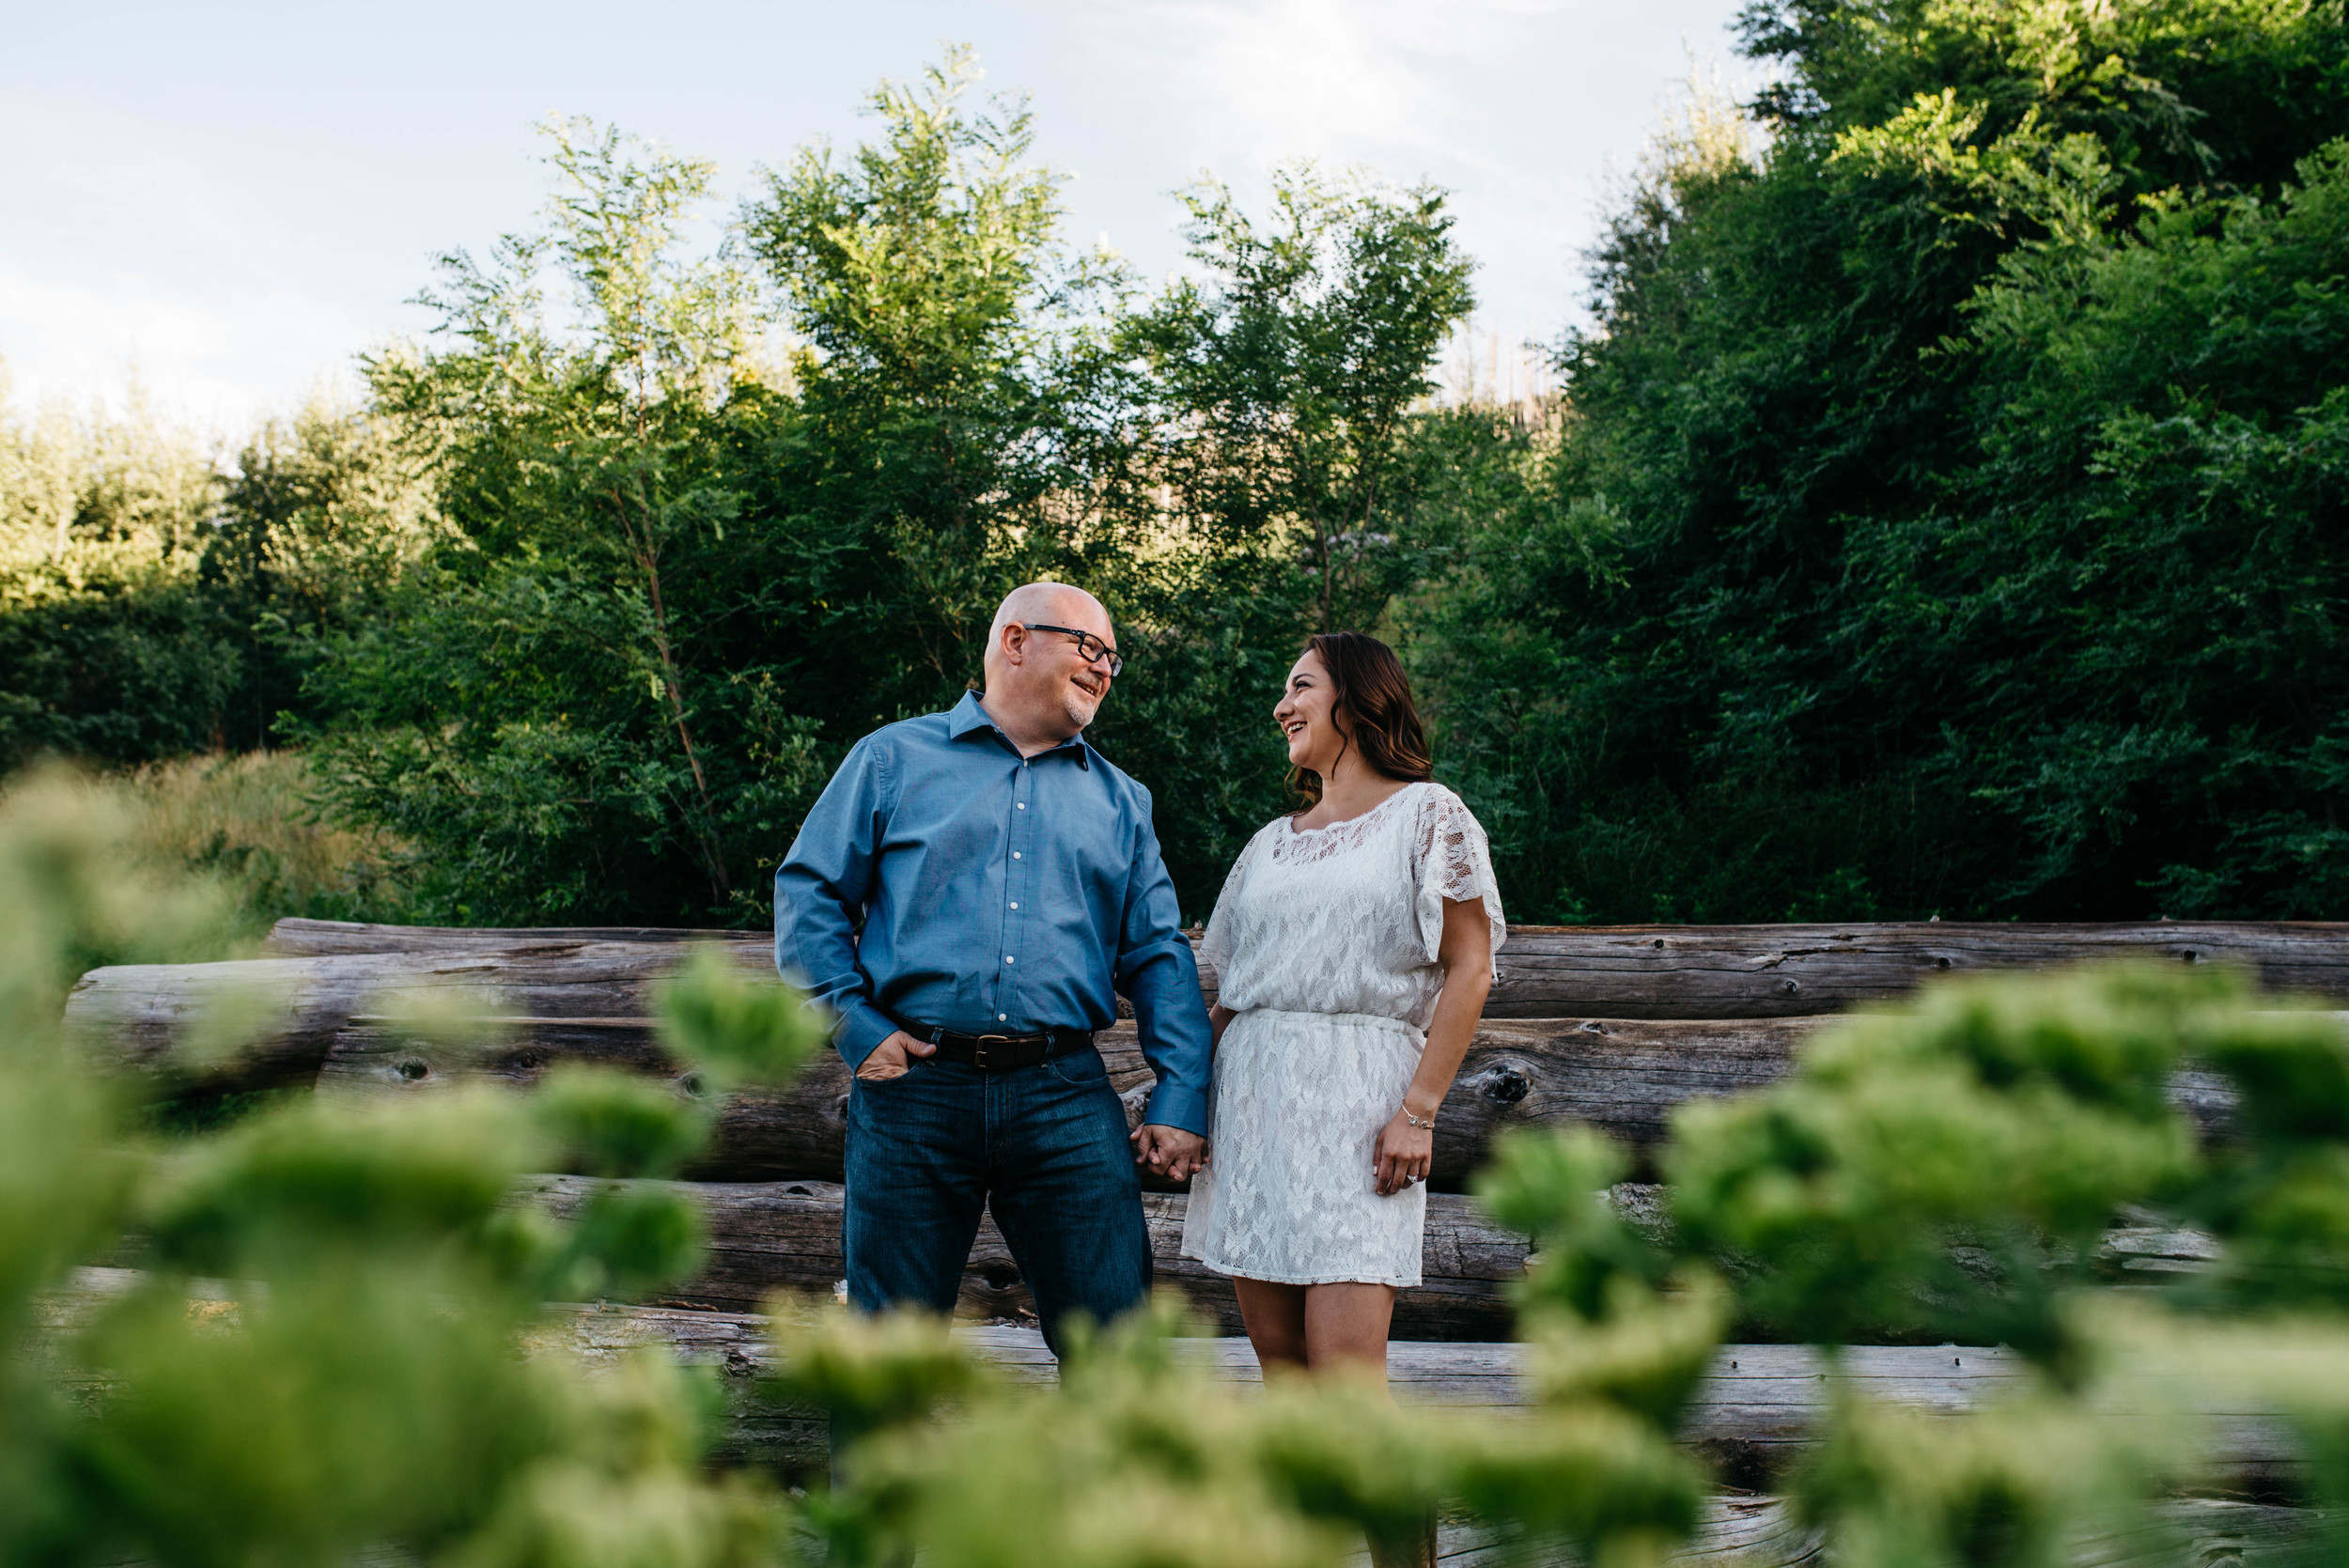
[1406,781,1489,837]
[1407,779,1470,815]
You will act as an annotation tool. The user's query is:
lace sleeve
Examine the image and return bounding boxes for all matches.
[1198,826,1265,983]
[1412,789,1506,977]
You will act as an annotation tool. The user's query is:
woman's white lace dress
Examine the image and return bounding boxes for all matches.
[1180,782,1506,1286]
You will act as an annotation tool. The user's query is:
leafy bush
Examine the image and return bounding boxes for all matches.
[0,768,807,1565]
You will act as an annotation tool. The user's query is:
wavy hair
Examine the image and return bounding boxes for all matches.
[1288,630,1435,807]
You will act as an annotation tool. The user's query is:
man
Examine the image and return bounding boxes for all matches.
[774,581,1213,1350]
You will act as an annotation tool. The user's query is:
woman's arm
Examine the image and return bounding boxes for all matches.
[1209,1002,1235,1048]
[1372,897,1493,1196]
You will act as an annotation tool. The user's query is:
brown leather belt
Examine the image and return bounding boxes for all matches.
[894,1018,1095,1071]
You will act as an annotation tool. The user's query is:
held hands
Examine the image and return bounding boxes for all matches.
[854,1030,937,1081]
[1373,1106,1435,1196]
[1131,1124,1210,1182]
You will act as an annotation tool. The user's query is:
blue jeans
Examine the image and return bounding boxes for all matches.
[842,1045,1152,1357]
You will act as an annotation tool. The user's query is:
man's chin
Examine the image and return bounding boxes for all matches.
[1063,693,1103,730]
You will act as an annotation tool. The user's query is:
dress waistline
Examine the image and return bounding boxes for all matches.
[1237,1006,1421,1037]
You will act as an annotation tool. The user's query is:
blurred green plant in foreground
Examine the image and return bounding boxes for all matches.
[0,757,1711,1565]
[27,760,2349,1567]
[0,766,804,1567]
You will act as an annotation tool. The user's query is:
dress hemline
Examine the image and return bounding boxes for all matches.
[1179,1248,1422,1290]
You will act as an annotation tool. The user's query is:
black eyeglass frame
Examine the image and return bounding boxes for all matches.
[1021,624,1125,676]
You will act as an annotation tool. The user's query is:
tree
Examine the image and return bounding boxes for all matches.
[300,117,810,924]
[1408,0,2349,922]
[0,376,237,768]
[1121,166,1476,636]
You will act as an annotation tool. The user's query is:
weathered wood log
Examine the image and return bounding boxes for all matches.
[525,1175,1532,1341]
[322,1014,1829,1186]
[83,932,2248,1184]
[62,942,776,1094]
[535,1300,2307,1506]
[83,915,2349,1096]
[47,1269,2309,1562]
[264,919,721,955]
[264,916,2349,1017]
[315,1010,2241,1187]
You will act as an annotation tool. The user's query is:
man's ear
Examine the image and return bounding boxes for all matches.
[997,622,1026,666]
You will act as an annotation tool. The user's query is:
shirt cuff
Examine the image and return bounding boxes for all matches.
[1140,1079,1211,1138]
[832,1000,897,1070]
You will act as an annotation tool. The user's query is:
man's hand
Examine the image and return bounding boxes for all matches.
[1129,1123,1209,1182]
[855,1030,937,1082]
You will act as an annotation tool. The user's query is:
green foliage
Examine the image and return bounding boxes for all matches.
[654,944,830,1094]
[1668,965,2224,1364]
[1795,1381,2196,1568]
[0,767,794,1566]
[786,1299,1705,1568]
[1411,0,2349,923]
[1460,955,2349,1561]
[10,9,2349,929]
[0,370,437,771]
[1119,163,1476,634]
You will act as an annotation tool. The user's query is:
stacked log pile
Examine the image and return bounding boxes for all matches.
[63,917,2349,1334]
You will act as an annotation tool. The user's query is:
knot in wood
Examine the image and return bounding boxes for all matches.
[1477,1063,1531,1105]
[395,1057,429,1082]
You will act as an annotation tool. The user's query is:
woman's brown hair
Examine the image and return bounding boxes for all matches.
[1288,630,1436,806]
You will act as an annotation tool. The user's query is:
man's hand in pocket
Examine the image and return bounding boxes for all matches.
[855,1031,936,1081]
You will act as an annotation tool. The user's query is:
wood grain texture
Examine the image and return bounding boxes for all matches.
[85,915,2349,1099]
[524,1175,1531,1341]
[318,1010,2240,1186]
[41,1269,2315,1561]
[263,916,2349,1015]
[320,1014,1828,1187]
[321,1013,1823,1186]
[523,1302,2306,1499]
[64,941,772,1094]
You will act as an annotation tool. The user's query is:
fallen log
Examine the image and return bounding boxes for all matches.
[263,916,2349,1017]
[525,1175,1532,1342]
[265,919,720,955]
[80,915,2347,1095]
[62,942,776,1095]
[536,1300,2306,1504]
[519,1175,2231,1345]
[300,1005,2245,1188]
[81,948,2246,1186]
[321,1014,1830,1187]
[49,1269,2306,1560]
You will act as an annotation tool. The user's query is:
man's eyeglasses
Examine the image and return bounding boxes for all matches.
[1023,624,1125,677]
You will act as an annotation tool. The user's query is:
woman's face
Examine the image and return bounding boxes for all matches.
[1273,648,1348,776]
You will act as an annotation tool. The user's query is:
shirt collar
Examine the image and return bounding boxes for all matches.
[949,690,1094,768]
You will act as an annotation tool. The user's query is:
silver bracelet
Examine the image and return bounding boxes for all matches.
[1402,1105,1437,1129]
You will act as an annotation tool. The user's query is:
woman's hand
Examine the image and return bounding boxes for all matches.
[1373,1110,1433,1196]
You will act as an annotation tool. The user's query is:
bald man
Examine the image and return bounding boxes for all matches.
[774,582,1214,1353]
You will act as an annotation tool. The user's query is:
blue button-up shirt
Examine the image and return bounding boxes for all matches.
[773,691,1213,1134]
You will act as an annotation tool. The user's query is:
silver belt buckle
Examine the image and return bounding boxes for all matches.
[972,1032,1013,1071]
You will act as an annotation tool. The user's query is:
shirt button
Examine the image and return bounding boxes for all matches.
[1017,801,1026,809]
[1009,901,1019,909]
[1012,851,1021,860]
[999,1014,1007,1021]
[1005,955,1016,964]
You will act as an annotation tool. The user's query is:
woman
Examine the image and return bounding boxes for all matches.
[1180,630,1505,1387]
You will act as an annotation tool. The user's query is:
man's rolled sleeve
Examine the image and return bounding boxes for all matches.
[773,737,894,1073]
[1113,811,1215,1136]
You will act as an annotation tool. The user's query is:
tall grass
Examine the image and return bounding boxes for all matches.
[54,751,414,938]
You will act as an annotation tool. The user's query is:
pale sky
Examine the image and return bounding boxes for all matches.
[1,0,1760,435]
